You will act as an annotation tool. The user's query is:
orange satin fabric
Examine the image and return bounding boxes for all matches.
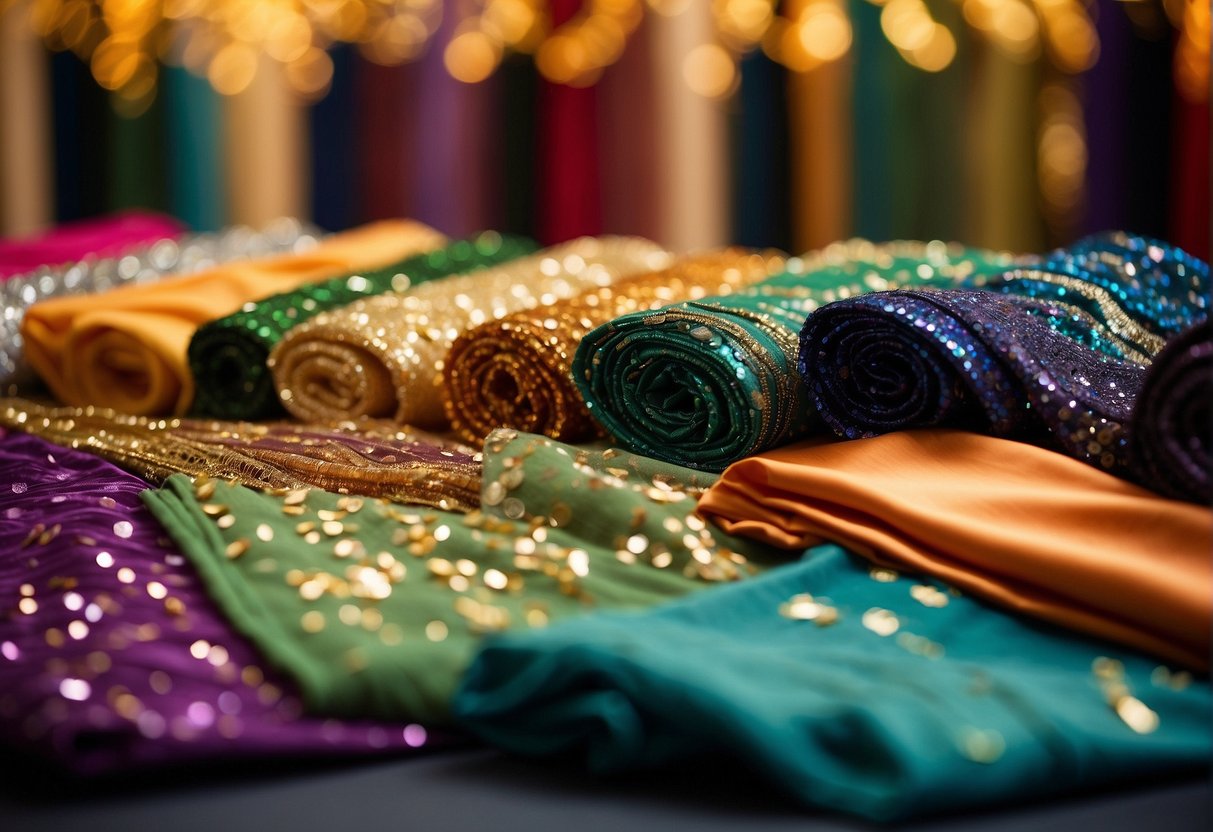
[20,220,445,416]
[698,430,1212,670]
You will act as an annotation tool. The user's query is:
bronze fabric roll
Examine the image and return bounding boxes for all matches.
[0,397,481,511]
[443,249,786,444]
[269,237,671,428]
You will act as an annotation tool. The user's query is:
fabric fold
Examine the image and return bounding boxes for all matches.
[572,240,1012,471]
[21,219,445,416]
[696,430,1213,670]
[0,211,181,279]
[443,249,785,444]
[453,545,1211,822]
[0,397,482,511]
[269,237,671,428]
[140,429,779,722]
[0,429,448,775]
[1129,320,1211,503]
[188,233,538,421]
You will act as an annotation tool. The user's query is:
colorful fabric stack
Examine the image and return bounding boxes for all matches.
[442,249,785,444]
[0,429,448,774]
[1,218,320,389]
[19,219,445,416]
[188,233,539,421]
[798,236,1209,482]
[269,237,671,428]
[572,241,1013,471]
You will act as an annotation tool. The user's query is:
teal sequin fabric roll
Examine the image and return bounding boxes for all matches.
[188,232,538,420]
[571,240,1013,471]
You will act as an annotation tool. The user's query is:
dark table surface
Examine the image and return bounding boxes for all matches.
[2,747,1209,832]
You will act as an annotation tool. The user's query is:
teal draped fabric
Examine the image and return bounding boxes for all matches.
[453,545,1211,822]
[570,242,1013,470]
[187,232,538,420]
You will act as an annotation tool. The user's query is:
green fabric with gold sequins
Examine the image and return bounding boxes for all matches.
[454,545,1212,822]
[187,233,538,421]
[139,429,782,721]
[571,241,1014,471]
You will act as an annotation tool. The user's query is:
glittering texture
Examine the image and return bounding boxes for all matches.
[270,237,671,428]
[20,220,445,417]
[1,218,321,390]
[443,250,785,444]
[452,545,1212,823]
[800,288,1149,476]
[0,398,482,512]
[965,232,1209,359]
[189,233,539,421]
[572,240,1013,471]
[140,429,779,722]
[1129,320,1212,503]
[0,429,447,775]
[0,212,183,279]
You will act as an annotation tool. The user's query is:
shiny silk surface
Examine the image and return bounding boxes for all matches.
[0,211,182,278]
[799,288,1151,477]
[1129,320,1212,503]
[696,430,1213,670]
[140,429,779,722]
[0,429,447,774]
[0,398,482,511]
[20,219,446,416]
[453,545,1211,822]
[188,233,539,421]
[1,218,321,389]
[572,240,1013,471]
[269,237,671,428]
[443,249,785,444]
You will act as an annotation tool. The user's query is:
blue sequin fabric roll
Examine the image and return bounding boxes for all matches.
[800,234,1209,480]
[799,288,1148,475]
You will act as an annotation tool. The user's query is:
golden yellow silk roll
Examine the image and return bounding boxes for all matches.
[443,249,786,444]
[269,237,671,428]
[20,220,445,416]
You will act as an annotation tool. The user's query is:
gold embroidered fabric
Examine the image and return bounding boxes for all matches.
[443,249,786,444]
[0,398,482,511]
[269,236,671,428]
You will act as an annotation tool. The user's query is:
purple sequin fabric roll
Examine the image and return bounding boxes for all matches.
[1130,320,1212,503]
[799,288,1147,478]
[0,429,445,774]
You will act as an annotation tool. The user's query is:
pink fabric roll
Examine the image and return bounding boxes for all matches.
[0,211,183,278]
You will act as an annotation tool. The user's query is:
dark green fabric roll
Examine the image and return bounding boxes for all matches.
[453,544,1211,822]
[571,241,1013,471]
[188,232,538,420]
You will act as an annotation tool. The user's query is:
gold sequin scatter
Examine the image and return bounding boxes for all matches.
[443,249,785,443]
[778,593,839,626]
[895,632,945,659]
[868,568,899,583]
[1092,656,1160,735]
[269,236,672,428]
[862,608,900,637]
[0,399,482,512]
[1150,666,1193,691]
[224,539,249,560]
[909,585,949,608]
[957,727,1007,764]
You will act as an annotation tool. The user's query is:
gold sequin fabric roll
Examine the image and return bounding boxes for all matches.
[443,249,787,444]
[269,236,671,427]
[0,398,482,511]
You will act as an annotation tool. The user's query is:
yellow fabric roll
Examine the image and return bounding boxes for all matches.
[270,237,671,428]
[698,430,1213,671]
[443,249,786,444]
[20,220,446,415]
